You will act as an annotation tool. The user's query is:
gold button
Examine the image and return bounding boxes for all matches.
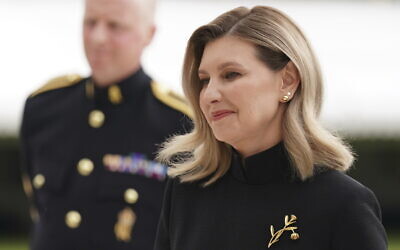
[67,74,80,82]
[65,210,81,229]
[88,110,105,128]
[124,188,139,204]
[108,85,123,105]
[33,174,45,189]
[77,158,94,176]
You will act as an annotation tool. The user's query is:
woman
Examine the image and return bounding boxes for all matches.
[154,6,387,250]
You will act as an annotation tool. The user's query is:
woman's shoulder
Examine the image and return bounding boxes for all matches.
[310,169,387,249]
[166,175,205,193]
[308,167,379,207]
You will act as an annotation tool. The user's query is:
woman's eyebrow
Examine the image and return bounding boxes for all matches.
[198,61,243,74]
[217,61,243,70]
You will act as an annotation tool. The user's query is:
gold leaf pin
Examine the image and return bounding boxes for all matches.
[268,214,299,248]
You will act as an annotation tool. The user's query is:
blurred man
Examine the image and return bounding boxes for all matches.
[20,0,191,249]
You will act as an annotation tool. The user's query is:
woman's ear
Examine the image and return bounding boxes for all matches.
[280,61,300,97]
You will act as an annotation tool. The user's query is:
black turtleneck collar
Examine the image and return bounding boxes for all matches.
[230,142,296,185]
[88,67,151,105]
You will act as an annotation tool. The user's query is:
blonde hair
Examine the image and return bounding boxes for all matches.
[158,6,354,186]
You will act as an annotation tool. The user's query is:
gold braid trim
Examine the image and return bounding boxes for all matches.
[150,81,193,118]
[30,74,82,98]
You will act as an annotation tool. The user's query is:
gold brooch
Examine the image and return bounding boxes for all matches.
[267,214,299,248]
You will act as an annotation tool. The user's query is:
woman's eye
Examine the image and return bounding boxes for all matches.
[224,72,241,80]
[199,78,210,85]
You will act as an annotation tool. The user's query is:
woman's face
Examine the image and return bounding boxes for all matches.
[198,36,286,156]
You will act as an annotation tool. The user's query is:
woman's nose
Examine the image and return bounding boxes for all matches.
[201,80,222,104]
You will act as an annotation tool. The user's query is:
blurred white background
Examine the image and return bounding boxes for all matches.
[0,0,399,136]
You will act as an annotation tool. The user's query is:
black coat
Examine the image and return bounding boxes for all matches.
[20,68,191,250]
[154,142,388,250]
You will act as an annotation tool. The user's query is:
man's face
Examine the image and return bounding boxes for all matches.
[83,0,155,86]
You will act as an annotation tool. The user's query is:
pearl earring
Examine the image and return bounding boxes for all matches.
[280,92,291,103]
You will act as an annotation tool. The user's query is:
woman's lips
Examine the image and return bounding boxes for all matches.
[211,110,235,121]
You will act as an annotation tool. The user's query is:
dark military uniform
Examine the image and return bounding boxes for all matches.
[154,142,388,250]
[20,68,192,250]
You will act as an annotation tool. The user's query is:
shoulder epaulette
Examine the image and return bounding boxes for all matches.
[150,81,193,118]
[30,74,83,98]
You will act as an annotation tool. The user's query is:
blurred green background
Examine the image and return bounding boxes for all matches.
[0,136,399,249]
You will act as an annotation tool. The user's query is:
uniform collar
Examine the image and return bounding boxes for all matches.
[86,67,151,105]
[230,142,296,185]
